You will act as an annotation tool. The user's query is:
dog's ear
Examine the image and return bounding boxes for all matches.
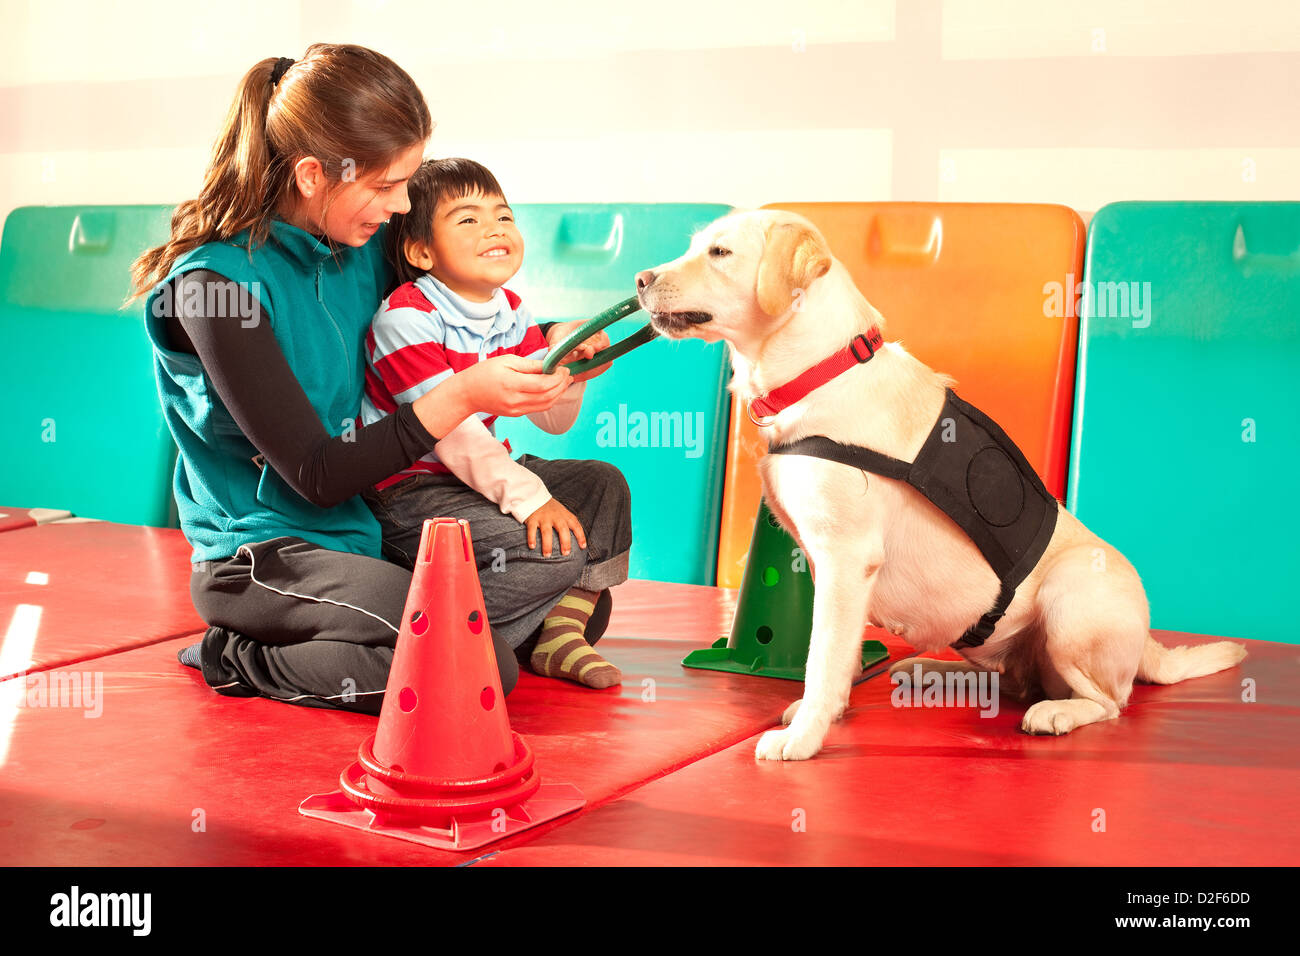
[756,221,832,317]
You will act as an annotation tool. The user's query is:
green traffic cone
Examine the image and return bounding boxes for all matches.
[684,500,889,680]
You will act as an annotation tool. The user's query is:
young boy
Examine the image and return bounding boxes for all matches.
[360,158,631,689]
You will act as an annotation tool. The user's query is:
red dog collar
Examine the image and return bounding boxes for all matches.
[749,328,884,426]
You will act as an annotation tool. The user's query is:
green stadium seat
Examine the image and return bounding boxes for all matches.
[0,205,178,527]
[1068,202,1300,644]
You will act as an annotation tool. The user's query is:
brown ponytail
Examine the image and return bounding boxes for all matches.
[127,43,432,303]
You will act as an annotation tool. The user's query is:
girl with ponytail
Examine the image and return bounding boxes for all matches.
[132,45,579,711]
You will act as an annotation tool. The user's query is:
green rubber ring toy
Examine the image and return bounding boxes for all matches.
[541,296,659,376]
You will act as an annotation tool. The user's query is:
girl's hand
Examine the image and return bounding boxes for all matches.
[545,322,613,383]
[458,354,572,416]
[524,498,587,557]
[411,356,569,443]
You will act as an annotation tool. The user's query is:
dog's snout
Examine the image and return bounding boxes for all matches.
[635,269,657,292]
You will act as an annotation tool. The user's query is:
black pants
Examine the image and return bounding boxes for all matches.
[190,537,521,715]
[190,536,614,716]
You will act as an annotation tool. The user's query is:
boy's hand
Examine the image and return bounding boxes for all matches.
[525,498,587,557]
[545,322,613,383]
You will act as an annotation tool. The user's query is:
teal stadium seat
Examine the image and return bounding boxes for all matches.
[496,204,735,585]
[1067,202,1300,644]
[0,205,178,526]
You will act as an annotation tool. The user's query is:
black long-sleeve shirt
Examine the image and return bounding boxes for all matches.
[161,268,440,508]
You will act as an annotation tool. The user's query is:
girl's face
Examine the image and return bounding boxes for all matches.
[287,141,426,246]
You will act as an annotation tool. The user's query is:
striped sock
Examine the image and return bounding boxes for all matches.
[531,587,622,689]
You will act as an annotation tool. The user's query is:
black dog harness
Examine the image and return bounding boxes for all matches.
[757,335,1058,649]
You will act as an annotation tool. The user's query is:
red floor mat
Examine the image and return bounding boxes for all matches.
[0,511,36,534]
[0,581,822,865]
[472,631,1300,866]
[0,507,73,534]
[0,522,202,680]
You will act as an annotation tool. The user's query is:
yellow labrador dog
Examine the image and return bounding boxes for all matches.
[637,209,1247,761]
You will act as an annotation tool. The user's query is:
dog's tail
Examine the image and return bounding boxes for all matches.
[1137,633,1248,685]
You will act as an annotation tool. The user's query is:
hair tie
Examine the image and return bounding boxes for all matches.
[270,57,295,86]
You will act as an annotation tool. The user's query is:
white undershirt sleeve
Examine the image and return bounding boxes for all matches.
[433,417,552,522]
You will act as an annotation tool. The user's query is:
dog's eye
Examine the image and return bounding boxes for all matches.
[708,246,732,258]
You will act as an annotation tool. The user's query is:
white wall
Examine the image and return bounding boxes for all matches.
[1,0,1298,232]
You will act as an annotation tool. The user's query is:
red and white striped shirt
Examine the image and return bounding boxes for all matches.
[360,273,584,520]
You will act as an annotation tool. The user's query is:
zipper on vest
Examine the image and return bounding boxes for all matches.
[315,262,353,385]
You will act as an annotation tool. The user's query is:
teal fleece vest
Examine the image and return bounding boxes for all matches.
[143,219,393,562]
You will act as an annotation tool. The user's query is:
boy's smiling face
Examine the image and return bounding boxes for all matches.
[404,190,524,302]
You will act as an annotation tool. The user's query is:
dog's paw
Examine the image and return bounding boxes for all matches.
[754,727,824,761]
[781,699,802,725]
[891,657,986,682]
[1021,698,1112,735]
[1021,700,1080,735]
[888,657,923,676]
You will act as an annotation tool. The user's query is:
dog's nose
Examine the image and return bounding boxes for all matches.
[635,269,656,292]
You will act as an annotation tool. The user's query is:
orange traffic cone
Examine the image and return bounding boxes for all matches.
[299,518,585,851]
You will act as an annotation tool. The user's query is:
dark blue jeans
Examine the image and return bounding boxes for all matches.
[361,455,632,650]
